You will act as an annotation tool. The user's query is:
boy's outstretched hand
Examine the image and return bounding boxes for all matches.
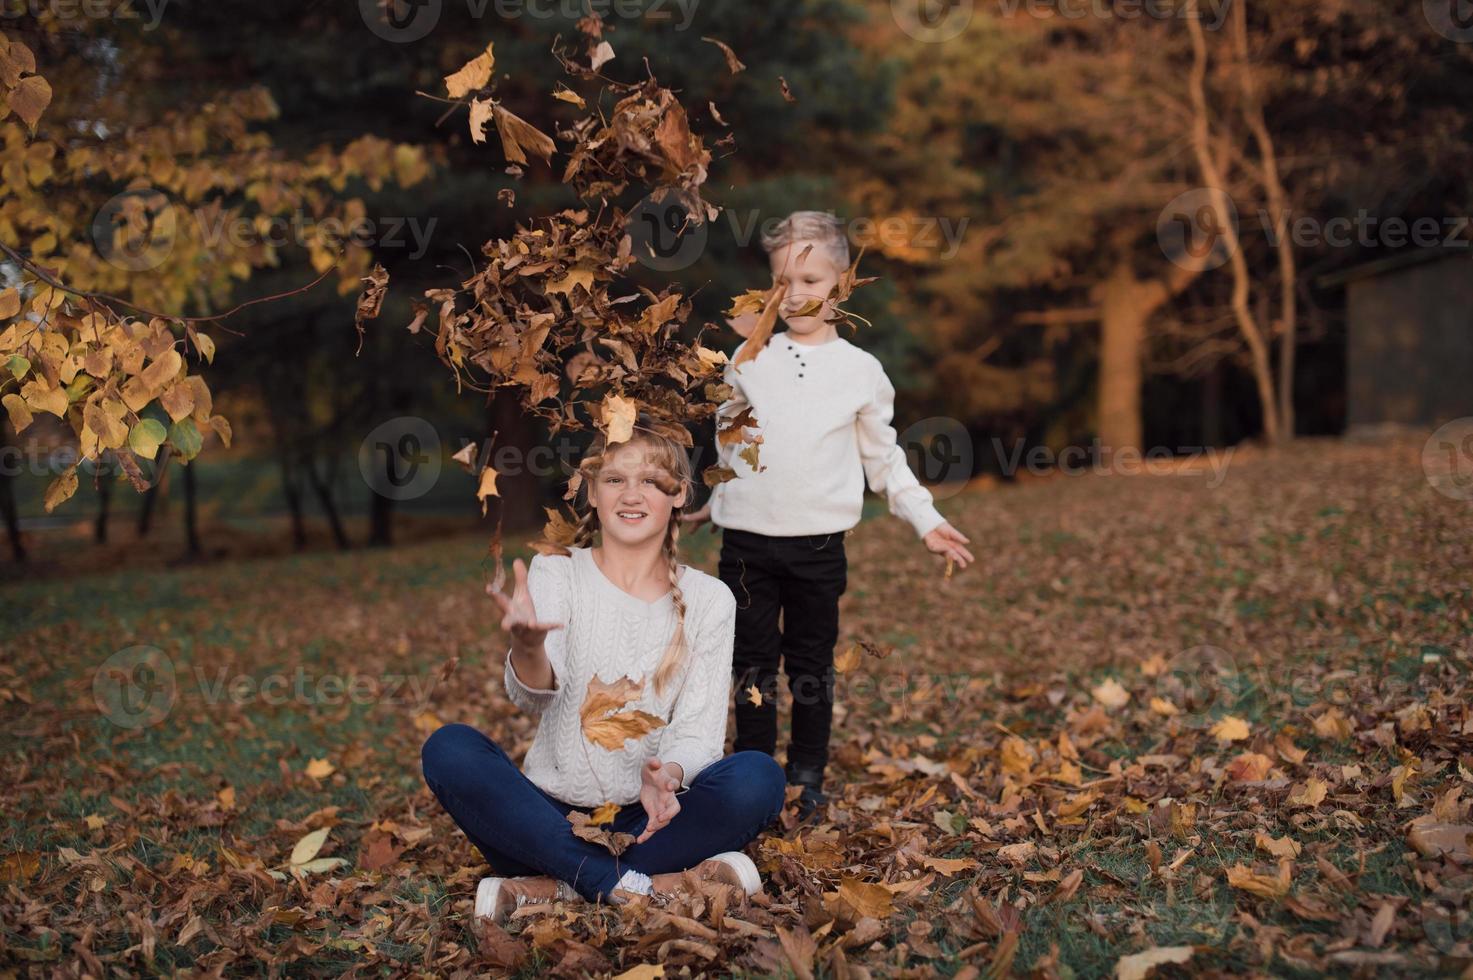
[679,503,715,533]
[727,312,758,338]
[923,521,974,571]
[635,758,683,843]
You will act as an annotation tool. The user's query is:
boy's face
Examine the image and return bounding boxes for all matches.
[592,441,686,549]
[768,238,844,338]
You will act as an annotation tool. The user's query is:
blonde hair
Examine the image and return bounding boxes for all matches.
[760,210,850,269]
[562,416,694,697]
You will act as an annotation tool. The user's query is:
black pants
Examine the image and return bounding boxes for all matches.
[717,528,847,782]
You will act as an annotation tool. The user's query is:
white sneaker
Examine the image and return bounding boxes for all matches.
[702,851,763,896]
[474,875,578,924]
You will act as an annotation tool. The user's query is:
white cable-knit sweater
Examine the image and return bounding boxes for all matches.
[710,333,947,539]
[502,546,737,807]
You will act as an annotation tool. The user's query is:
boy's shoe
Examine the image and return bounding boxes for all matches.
[786,763,828,822]
[651,851,763,897]
[474,875,578,925]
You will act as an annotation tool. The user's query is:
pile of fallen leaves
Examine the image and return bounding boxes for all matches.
[2,437,1470,976]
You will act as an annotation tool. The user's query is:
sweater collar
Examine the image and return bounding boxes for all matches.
[575,546,684,610]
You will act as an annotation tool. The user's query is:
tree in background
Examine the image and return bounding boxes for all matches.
[0,11,429,559]
[849,0,1473,453]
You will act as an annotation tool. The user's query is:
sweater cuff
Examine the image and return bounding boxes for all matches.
[504,649,558,711]
[662,743,716,791]
[900,495,948,540]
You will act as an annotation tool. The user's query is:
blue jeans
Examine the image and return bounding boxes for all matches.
[420,723,787,902]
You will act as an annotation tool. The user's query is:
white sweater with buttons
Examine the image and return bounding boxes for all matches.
[502,547,737,807]
[710,333,948,539]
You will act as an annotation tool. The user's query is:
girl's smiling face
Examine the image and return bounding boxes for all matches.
[769,238,844,337]
[591,440,686,547]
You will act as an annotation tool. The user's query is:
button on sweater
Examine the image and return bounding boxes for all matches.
[502,546,738,807]
[710,333,948,539]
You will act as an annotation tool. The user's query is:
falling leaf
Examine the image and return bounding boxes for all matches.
[600,393,637,446]
[445,41,495,98]
[493,103,555,166]
[477,465,500,516]
[701,36,745,74]
[834,644,862,673]
[589,41,615,72]
[778,75,797,103]
[589,801,620,827]
[568,810,636,855]
[746,685,763,706]
[579,675,666,751]
[552,84,586,108]
[733,281,787,366]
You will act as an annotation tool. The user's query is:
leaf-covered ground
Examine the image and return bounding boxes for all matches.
[3,436,1471,977]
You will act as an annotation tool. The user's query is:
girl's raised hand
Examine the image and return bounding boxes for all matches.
[635,758,681,844]
[488,558,564,651]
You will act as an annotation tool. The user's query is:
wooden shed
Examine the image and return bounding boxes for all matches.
[1319,249,1473,432]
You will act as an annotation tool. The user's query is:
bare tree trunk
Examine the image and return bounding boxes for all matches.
[94,456,112,544]
[1231,0,1296,440]
[304,455,350,550]
[1092,255,1201,452]
[491,388,544,532]
[1186,1,1281,445]
[276,448,307,549]
[1202,361,1223,447]
[368,491,394,547]
[136,450,173,538]
[182,461,201,558]
[0,426,24,562]
[1096,265,1151,453]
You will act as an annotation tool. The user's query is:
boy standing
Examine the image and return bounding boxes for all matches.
[684,211,973,818]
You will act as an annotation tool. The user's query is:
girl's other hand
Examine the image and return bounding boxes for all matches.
[635,758,682,844]
[488,558,564,651]
[923,522,974,571]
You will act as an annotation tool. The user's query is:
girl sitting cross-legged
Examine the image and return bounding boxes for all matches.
[420,417,787,925]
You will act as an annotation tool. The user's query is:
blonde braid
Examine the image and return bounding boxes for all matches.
[651,509,689,697]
